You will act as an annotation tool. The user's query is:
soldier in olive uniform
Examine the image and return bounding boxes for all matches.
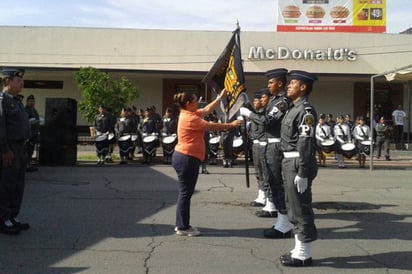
[240,69,293,238]
[0,68,31,235]
[279,70,318,267]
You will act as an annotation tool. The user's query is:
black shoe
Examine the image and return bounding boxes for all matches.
[386,157,391,161]
[11,218,30,230]
[264,227,292,238]
[0,220,21,235]
[201,169,210,174]
[255,210,277,218]
[280,253,312,267]
[249,201,265,207]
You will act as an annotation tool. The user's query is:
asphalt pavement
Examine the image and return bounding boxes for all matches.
[0,149,411,274]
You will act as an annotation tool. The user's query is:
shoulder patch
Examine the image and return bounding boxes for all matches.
[303,113,314,126]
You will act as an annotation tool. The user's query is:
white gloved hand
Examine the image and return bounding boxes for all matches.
[239,107,252,118]
[294,175,308,194]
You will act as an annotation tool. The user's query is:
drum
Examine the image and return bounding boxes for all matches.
[209,136,221,145]
[95,134,108,142]
[118,135,133,155]
[108,132,116,144]
[341,143,356,159]
[162,135,176,144]
[321,139,335,153]
[143,135,157,143]
[361,140,372,146]
[209,135,221,158]
[360,140,372,155]
[118,135,131,141]
[162,135,177,156]
[95,134,109,155]
[232,137,244,156]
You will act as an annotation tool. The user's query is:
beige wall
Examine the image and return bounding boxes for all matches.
[2,26,411,129]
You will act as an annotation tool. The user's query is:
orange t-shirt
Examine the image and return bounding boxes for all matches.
[174,109,208,161]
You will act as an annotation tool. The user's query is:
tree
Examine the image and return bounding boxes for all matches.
[75,67,140,124]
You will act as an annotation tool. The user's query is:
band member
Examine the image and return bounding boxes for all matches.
[139,106,160,164]
[115,108,135,164]
[315,113,332,167]
[161,107,178,164]
[375,116,392,160]
[334,115,352,168]
[240,68,293,237]
[352,116,372,168]
[24,94,40,172]
[280,70,318,267]
[93,105,115,165]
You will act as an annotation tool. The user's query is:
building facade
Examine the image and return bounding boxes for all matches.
[1,26,411,132]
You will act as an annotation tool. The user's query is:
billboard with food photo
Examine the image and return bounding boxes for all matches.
[277,0,386,32]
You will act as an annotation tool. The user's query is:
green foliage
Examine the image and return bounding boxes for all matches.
[75,67,139,124]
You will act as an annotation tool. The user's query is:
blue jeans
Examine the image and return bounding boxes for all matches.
[172,151,201,230]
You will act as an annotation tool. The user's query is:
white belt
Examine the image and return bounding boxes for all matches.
[253,140,259,144]
[283,151,300,158]
[259,141,267,146]
[268,138,281,143]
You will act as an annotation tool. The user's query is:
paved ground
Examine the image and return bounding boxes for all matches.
[0,148,411,274]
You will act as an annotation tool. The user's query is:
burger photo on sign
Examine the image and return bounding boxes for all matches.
[282,5,301,18]
[330,6,350,18]
[306,6,325,19]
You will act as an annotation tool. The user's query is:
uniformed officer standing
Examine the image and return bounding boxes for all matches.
[0,67,30,235]
[248,89,268,207]
[240,68,293,237]
[279,70,318,267]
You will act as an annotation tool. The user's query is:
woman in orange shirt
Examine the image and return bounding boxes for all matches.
[172,89,242,236]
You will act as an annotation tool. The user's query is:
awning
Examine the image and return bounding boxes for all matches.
[385,66,412,81]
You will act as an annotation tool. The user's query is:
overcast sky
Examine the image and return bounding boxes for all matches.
[0,0,410,33]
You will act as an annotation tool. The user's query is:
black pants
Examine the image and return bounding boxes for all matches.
[0,143,26,221]
[172,151,201,230]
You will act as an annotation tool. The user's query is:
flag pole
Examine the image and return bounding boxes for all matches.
[243,117,250,188]
[235,21,250,188]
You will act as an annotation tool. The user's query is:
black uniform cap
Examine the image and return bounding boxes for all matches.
[259,87,270,97]
[2,67,25,78]
[265,68,288,80]
[288,70,318,85]
[253,92,262,99]
[27,94,35,100]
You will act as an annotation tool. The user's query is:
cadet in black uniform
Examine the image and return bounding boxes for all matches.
[24,94,40,172]
[0,67,31,235]
[240,69,293,237]
[279,70,318,267]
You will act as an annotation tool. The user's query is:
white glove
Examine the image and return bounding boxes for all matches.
[239,107,251,118]
[294,175,308,194]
